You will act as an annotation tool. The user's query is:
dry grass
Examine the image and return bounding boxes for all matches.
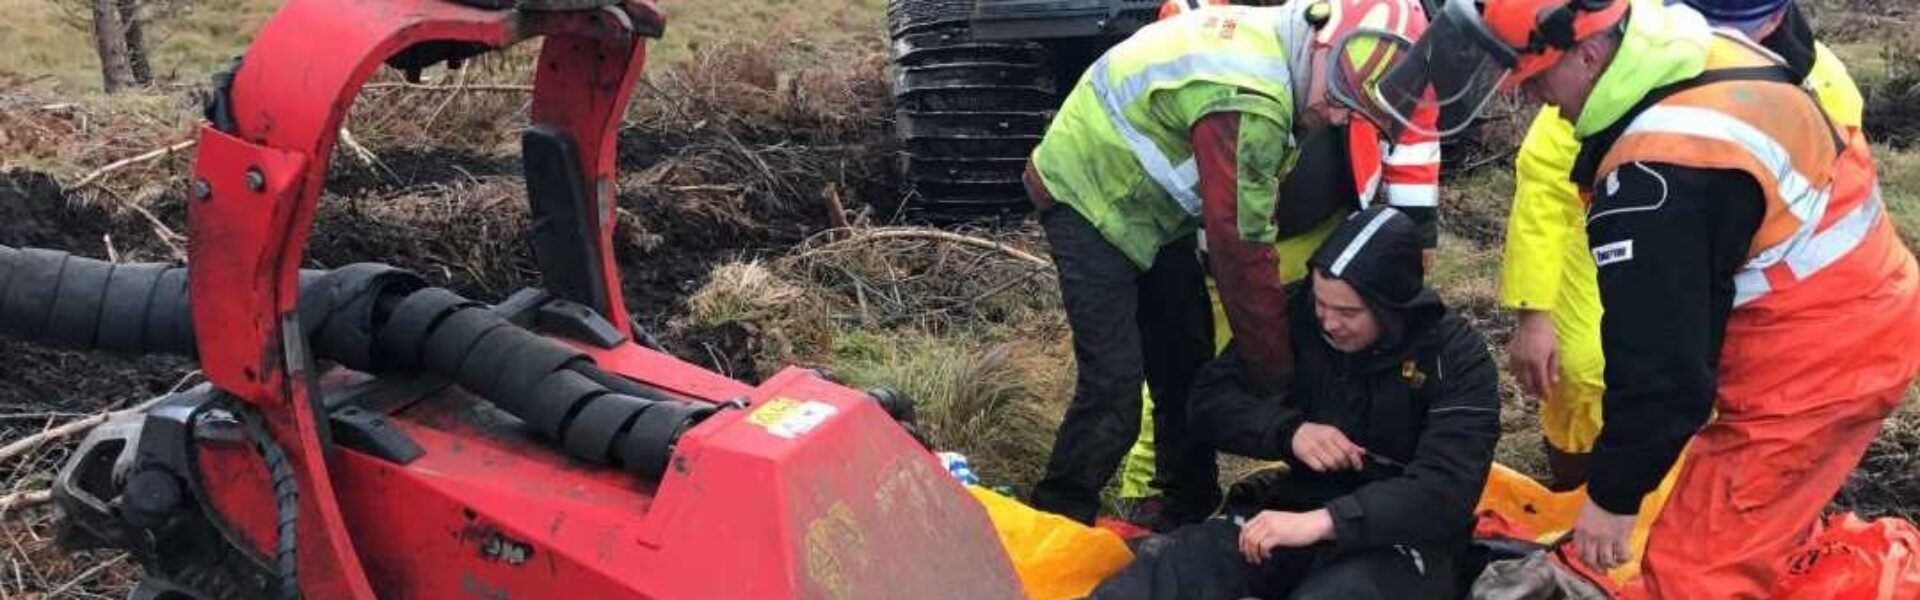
[675,221,1068,490]
[1883,145,1920,249]
[776,227,1058,331]
[1807,0,1918,44]
[0,366,191,598]
[1862,34,1920,148]
[648,0,888,68]
[676,260,835,379]
[309,176,538,296]
[831,331,1061,493]
[0,0,885,92]
[0,0,275,91]
[1838,385,1920,522]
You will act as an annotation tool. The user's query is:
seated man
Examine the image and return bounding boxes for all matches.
[1089,206,1501,600]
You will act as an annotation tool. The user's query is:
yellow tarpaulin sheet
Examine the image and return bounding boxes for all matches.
[970,486,1134,600]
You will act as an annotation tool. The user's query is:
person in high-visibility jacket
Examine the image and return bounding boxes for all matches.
[1117,0,1447,523]
[1022,0,1429,528]
[1370,0,1920,596]
[1499,0,1865,492]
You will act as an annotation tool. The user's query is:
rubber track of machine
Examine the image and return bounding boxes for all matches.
[887,0,1056,222]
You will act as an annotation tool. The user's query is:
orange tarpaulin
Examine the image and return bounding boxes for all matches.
[1776,512,1920,600]
[1475,463,1680,586]
[973,465,1920,599]
[1475,464,1920,599]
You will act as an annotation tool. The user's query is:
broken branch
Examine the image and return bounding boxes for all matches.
[64,139,197,192]
[0,490,50,516]
[362,82,534,93]
[807,227,1052,269]
[0,396,167,464]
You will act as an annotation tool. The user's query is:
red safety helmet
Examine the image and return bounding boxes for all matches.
[1311,0,1431,135]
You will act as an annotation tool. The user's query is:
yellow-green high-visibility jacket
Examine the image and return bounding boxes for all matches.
[1031,6,1301,269]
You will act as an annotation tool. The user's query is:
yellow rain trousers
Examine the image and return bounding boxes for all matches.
[1501,109,1608,454]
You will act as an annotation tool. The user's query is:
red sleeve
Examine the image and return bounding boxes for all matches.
[1194,112,1293,385]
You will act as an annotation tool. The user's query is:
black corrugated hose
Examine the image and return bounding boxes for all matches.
[0,244,712,480]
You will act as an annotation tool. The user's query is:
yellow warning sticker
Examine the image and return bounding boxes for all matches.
[748,397,838,439]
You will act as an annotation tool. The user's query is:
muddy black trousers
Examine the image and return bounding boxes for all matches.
[1027,205,1219,525]
[1090,519,1458,600]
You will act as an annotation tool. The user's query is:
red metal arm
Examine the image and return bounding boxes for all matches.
[184,3,665,597]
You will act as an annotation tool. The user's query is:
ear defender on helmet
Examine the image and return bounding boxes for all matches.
[1306,1,1335,27]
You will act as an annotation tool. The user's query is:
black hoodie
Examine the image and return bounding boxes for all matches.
[1189,207,1502,552]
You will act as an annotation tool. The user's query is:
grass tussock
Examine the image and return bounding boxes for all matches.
[675,223,1067,488]
[832,332,1060,492]
[676,260,836,379]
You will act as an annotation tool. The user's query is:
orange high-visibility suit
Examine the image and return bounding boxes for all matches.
[1576,31,1920,599]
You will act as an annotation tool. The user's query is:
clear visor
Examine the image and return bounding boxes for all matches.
[1353,0,1517,139]
[1323,29,1417,139]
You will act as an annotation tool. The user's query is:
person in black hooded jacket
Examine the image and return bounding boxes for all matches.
[1088,206,1501,600]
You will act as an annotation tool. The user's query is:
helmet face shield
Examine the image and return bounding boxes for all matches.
[1323,28,1417,137]
[1353,0,1518,138]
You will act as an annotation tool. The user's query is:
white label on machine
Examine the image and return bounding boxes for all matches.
[750,397,839,439]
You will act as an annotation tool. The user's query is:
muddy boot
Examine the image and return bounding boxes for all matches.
[1544,442,1590,493]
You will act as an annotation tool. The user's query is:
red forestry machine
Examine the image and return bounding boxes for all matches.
[0,0,1025,597]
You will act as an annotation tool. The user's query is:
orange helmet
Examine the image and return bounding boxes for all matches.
[1484,0,1628,84]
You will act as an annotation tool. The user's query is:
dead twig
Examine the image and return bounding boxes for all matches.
[0,491,50,516]
[821,184,851,230]
[92,186,186,262]
[41,553,127,598]
[63,140,197,193]
[338,127,396,182]
[803,227,1052,269]
[961,267,1050,306]
[0,396,167,464]
[0,412,89,422]
[361,82,535,93]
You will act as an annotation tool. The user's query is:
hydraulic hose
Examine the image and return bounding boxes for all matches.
[0,244,711,480]
[0,246,198,356]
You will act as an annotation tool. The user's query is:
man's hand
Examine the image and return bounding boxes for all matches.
[1238,509,1334,564]
[1290,423,1366,472]
[1508,310,1560,399]
[1572,498,1636,571]
[1422,248,1437,271]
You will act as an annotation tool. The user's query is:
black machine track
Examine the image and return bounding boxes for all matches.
[887,0,1057,221]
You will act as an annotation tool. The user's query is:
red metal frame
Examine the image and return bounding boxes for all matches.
[179,0,1023,597]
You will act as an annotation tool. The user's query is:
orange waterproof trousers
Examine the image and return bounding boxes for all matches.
[1637,383,1911,600]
